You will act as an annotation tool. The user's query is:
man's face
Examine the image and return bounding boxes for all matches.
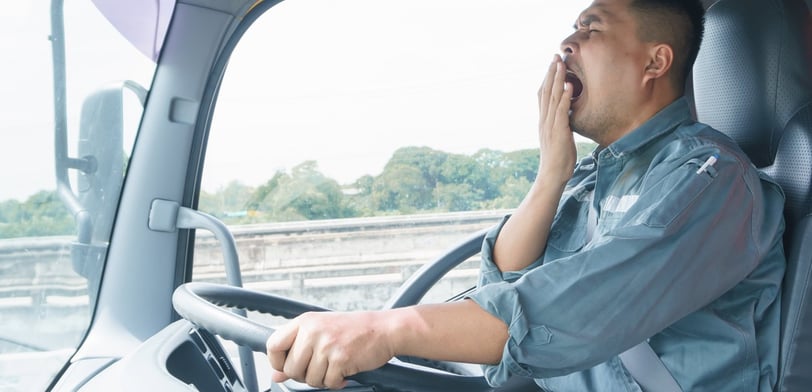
[561,0,652,142]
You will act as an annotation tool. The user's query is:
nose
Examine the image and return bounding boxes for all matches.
[560,33,577,57]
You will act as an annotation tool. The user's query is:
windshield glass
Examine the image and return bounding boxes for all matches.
[193,0,595,317]
[0,1,159,389]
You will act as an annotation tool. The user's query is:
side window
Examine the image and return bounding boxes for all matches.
[192,1,594,314]
[0,1,158,389]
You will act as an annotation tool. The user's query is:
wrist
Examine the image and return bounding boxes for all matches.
[533,166,571,191]
[378,308,414,357]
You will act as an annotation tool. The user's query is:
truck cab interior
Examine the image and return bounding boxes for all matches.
[0,0,810,391]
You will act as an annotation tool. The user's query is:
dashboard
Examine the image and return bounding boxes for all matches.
[75,320,381,392]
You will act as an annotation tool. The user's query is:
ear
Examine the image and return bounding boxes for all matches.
[643,44,674,83]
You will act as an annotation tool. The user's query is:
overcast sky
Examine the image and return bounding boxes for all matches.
[204,0,592,191]
[1,0,590,201]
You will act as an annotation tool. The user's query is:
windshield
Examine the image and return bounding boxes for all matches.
[193,0,595,315]
[0,1,160,389]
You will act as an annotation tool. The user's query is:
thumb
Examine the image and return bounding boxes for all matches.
[270,368,290,383]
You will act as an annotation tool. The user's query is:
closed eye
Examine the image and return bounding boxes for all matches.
[573,13,603,33]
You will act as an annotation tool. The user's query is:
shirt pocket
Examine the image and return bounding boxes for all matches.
[641,159,715,228]
[599,209,624,232]
[547,196,589,253]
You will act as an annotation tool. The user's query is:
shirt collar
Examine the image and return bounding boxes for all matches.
[605,97,694,157]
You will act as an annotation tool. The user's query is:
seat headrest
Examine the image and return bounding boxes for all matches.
[693,0,812,226]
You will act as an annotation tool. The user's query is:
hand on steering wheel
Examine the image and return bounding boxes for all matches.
[172,282,492,391]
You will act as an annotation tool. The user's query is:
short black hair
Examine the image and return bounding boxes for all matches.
[629,0,705,90]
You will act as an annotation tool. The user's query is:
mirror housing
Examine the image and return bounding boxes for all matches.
[55,81,146,294]
[75,82,147,240]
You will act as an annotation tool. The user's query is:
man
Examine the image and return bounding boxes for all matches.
[266,0,786,390]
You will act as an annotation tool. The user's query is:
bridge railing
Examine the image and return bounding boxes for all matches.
[0,210,507,309]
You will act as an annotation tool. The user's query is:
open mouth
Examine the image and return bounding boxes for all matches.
[565,70,584,101]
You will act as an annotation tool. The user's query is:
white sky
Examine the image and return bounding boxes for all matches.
[203,0,591,191]
[0,1,153,202]
[1,0,591,201]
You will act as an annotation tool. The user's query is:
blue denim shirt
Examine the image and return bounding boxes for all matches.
[468,98,786,391]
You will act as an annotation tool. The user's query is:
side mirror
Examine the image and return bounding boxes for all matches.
[54,81,146,290]
[74,81,146,240]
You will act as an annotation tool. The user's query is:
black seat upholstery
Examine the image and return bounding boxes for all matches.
[692,0,812,390]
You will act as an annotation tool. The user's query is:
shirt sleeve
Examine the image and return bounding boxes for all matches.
[467,152,785,386]
[477,215,547,287]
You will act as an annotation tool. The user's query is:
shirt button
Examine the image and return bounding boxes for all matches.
[550,230,560,239]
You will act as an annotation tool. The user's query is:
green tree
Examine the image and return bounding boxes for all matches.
[245,170,285,212]
[435,154,485,210]
[344,175,376,217]
[487,176,533,209]
[199,181,255,217]
[471,149,508,200]
[0,199,23,224]
[434,182,480,211]
[503,149,539,181]
[371,164,433,213]
[0,191,73,238]
[250,161,354,221]
[369,147,452,212]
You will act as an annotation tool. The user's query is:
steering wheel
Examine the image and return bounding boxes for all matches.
[173,282,490,391]
[172,229,494,391]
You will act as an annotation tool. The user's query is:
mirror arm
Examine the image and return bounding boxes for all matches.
[57,185,93,245]
[51,0,68,184]
[65,156,98,174]
[50,0,93,246]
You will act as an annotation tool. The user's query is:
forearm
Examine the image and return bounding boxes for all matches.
[267,300,510,389]
[492,55,574,272]
[385,299,508,365]
[492,175,566,272]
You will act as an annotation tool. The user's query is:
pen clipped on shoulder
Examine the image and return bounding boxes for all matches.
[696,153,719,175]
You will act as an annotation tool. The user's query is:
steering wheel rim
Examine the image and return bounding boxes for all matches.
[172,281,492,391]
[384,228,489,309]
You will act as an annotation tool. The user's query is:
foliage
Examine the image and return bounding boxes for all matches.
[199,141,596,225]
[0,191,74,238]
[1,142,598,235]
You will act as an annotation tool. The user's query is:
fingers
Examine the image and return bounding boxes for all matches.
[539,54,560,119]
[304,353,329,388]
[267,321,300,381]
[324,363,350,390]
[284,340,314,383]
[267,316,349,389]
[536,54,576,181]
[266,312,392,390]
[547,58,570,126]
[268,319,329,386]
[539,55,571,130]
[555,82,574,129]
[546,58,564,122]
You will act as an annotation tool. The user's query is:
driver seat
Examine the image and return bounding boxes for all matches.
[692,0,812,390]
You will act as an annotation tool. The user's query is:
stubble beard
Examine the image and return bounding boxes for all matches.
[569,102,619,147]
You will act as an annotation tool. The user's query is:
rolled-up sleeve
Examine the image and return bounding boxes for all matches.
[467,152,785,386]
[477,215,546,287]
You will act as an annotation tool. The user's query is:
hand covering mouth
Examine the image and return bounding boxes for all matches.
[565,70,584,101]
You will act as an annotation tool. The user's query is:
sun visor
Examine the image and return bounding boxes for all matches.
[91,0,176,62]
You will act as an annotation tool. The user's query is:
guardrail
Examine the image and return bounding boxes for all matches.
[0,210,507,353]
[0,210,507,307]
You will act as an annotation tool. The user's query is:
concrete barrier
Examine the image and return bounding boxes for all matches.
[192,210,507,310]
[0,210,508,313]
